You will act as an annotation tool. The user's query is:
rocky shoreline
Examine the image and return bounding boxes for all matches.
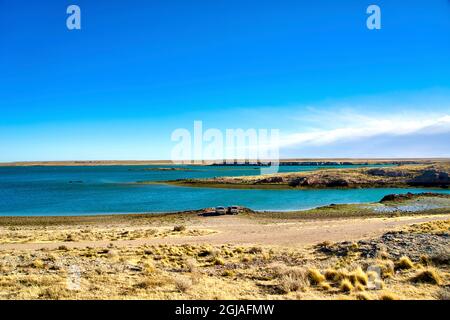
[167,163,450,189]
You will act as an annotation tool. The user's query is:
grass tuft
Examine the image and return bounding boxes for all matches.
[222,270,235,277]
[379,292,399,300]
[174,276,193,293]
[324,268,339,281]
[307,268,326,285]
[395,256,414,270]
[278,274,306,293]
[356,292,371,300]
[32,259,45,269]
[340,279,354,292]
[319,282,332,291]
[411,268,442,285]
[351,267,368,285]
[173,225,186,232]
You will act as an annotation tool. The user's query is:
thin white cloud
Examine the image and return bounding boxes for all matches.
[279,114,450,147]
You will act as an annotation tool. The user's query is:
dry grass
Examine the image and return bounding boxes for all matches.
[0,225,215,244]
[307,268,326,285]
[0,219,448,300]
[407,220,450,234]
[379,292,399,300]
[0,242,446,300]
[355,292,371,300]
[174,276,193,293]
[373,260,395,278]
[32,259,45,269]
[411,268,443,285]
[173,225,186,232]
[340,279,354,292]
[395,256,415,270]
[278,274,305,293]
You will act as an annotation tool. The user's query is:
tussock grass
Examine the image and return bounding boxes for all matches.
[349,267,368,285]
[395,256,414,270]
[174,276,193,292]
[323,267,368,287]
[32,259,45,269]
[240,255,253,263]
[374,260,395,278]
[270,264,309,293]
[356,292,371,300]
[173,225,186,232]
[324,268,339,281]
[143,262,156,274]
[411,268,442,285]
[319,282,332,291]
[222,270,235,277]
[379,292,399,300]
[278,274,307,293]
[248,246,263,254]
[307,268,326,285]
[184,259,197,273]
[340,279,354,292]
[354,282,365,292]
[212,257,225,266]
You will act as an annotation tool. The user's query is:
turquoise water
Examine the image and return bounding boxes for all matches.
[0,165,448,216]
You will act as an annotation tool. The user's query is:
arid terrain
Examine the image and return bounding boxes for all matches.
[0,193,448,300]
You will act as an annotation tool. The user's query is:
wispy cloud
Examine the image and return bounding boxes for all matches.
[280,113,450,148]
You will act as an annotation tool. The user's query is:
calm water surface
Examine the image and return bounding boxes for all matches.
[0,165,448,216]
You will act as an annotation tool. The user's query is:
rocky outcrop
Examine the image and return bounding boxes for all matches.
[287,176,350,187]
[367,168,409,177]
[325,178,349,187]
[167,163,450,189]
[408,170,449,187]
[257,176,285,184]
[380,192,450,202]
[288,177,309,187]
[380,192,416,202]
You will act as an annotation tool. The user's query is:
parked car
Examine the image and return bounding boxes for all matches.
[215,206,226,215]
[228,206,240,215]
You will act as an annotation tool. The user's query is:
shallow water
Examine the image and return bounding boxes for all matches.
[0,165,448,216]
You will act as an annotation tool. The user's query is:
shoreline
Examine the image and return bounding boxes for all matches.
[1,192,449,225]
[159,163,450,190]
[1,158,447,167]
[155,180,450,190]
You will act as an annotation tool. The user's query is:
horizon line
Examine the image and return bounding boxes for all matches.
[1,158,449,166]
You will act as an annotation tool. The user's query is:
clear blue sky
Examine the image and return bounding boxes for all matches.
[1,0,449,161]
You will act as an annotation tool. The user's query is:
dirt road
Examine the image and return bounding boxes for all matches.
[1,214,448,251]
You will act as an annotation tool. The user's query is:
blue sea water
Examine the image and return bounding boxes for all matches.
[0,165,448,216]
